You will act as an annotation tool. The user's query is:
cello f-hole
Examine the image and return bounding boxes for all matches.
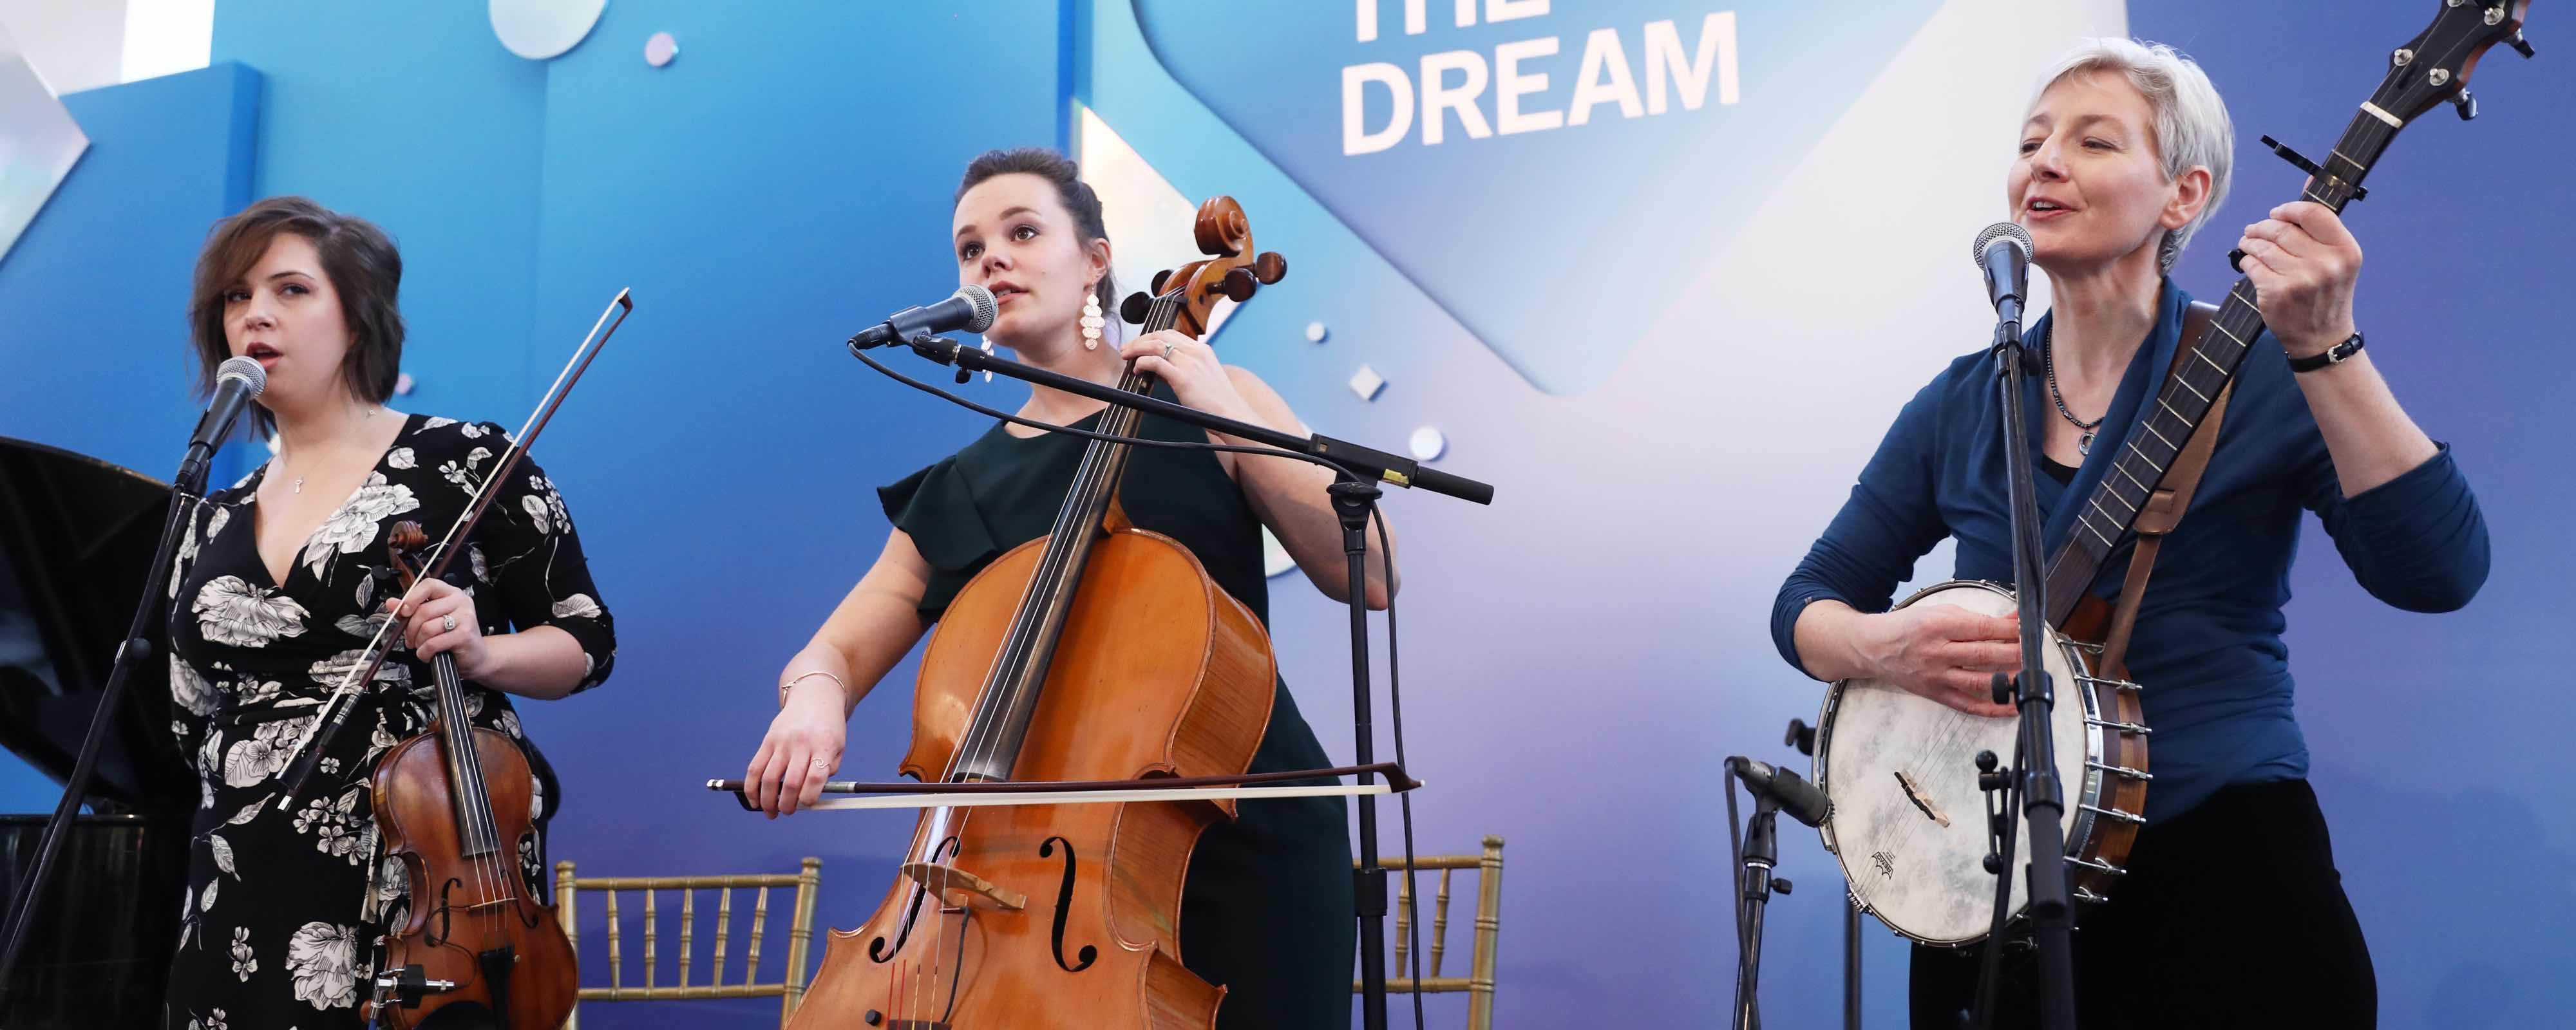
[1039,836,1097,973]
[871,834,960,963]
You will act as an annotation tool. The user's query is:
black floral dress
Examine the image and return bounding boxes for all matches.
[158,413,615,1029]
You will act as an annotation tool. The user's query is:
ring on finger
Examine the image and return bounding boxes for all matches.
[1161,341,1175,359]
[442,614,457,632]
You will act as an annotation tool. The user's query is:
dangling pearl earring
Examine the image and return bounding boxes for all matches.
[1080,290,1104,351]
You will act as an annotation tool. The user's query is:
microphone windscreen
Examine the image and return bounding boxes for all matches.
[1971,221,2034,267]
[954,284,998,333]
[215,355,267,397]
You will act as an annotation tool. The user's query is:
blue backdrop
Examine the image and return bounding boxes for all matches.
[1,2,2566,1026]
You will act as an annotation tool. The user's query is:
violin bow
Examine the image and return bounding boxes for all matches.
[273,288,633,812]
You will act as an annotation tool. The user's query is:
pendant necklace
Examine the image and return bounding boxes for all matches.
[2042,324,2105,456]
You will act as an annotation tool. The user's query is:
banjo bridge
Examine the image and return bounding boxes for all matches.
[1893,770,1952,827]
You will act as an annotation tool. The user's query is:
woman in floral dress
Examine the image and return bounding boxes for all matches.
[160,197,616,1029]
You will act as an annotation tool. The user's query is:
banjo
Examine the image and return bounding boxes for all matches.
[1812,1,2534,946]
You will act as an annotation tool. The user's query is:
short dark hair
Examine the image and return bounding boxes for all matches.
[188,196,405,435]
[956,147,1116,315]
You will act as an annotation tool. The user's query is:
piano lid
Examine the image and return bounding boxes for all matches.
[0,437,193,815]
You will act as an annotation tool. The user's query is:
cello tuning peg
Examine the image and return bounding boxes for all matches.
[1253,251,1287,285]
[1119,291,1153,325]
[1150,269,1173,295]
[1220,267,1258,303]
[2510,31,2535,59]
[2451,89,2478,121]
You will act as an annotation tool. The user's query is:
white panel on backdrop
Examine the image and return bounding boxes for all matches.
[1075,102,1237,343]
[0,20,87,267]
[120,0,211,82]
[1622,0,2122,569]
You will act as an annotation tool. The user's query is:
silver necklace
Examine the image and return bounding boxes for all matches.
[2041,324,2105,455]
[287,406,381,493]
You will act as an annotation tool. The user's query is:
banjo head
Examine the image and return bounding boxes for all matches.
[1812,581,2103,946]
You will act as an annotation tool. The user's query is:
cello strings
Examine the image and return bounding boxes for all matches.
[910,288,1180,1020]
[847,277,1389,1020]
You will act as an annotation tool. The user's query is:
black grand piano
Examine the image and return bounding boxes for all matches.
[0,436,194,1027]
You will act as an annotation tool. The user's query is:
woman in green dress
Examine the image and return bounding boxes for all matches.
[739,147,1394,1028]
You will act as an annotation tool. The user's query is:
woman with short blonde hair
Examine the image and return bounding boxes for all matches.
[1776,40,2485,1027]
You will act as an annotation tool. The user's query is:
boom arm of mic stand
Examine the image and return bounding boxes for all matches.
[892,334,1497,506]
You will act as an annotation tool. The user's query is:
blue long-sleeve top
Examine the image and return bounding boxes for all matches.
[1773,281,2488,821]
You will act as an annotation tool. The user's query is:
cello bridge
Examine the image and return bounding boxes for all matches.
[900,861,1027,913]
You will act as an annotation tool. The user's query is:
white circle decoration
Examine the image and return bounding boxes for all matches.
[643,32,678,68]
[1305,321,1329,343]
[1408,426,1446,462]
[490,0,608,61]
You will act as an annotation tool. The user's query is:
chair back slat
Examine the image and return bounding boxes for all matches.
[643,889,658,989]
[678,889,695,989]
[553,859,823,1029]
[604,890,623,990]
[1432,868,1454,978]
[713,887,734,989]
[784,857,821,1022]
[747,884,771,988]
[1393,872,1410,978]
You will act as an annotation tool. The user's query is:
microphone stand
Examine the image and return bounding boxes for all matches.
[1969,302,2078,1030]
[0,445,217,1016]
[1730,769,1787,1030]
[877,333,1494,1030]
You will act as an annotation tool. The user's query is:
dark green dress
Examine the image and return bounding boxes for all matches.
[878,389,1355,1029]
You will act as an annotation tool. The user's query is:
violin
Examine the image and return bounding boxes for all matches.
[362,520,578,1029]
[790,196,1289,1028]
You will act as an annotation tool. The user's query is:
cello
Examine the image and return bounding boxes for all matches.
[789,196,1290,1029]
[364,520,578,1029]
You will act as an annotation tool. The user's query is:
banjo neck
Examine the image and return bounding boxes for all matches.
[2040,110,2403,630]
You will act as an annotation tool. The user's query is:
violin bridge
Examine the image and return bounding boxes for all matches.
[900,861,1027,913]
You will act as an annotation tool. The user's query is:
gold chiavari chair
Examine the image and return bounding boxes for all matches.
[553,857,821,1028]
[1354,835,1505,1029]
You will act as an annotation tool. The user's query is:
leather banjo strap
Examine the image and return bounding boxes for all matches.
[2097,300,2227,680]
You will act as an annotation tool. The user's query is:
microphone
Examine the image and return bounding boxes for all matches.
[175,357,266,489]
[848,284,999,350]
[191,356,267,453]
[1971,221,2034,332]
[1727,756,1833,829]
